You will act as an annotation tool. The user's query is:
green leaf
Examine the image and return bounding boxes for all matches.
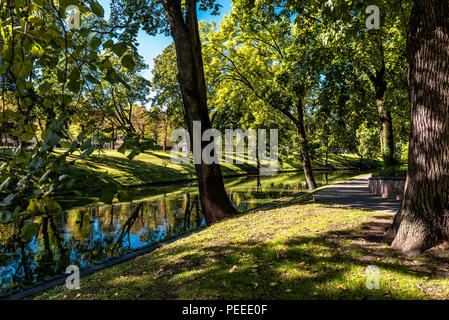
[21,132,34,142]
[64,177,76,188]
[69,68,80,81]
[105,69,120,84]
[60,141,72,148]
[98,57,112,71]
[67,79,81,93]
[43,198,62,214]
[29,156,43,170]
[100,183,118,204]
[112,42,128,57]
[80,138,92,150]
[121,54,135,71]
[14,0,27,6]
[24,123,37,134]
[90,36,102,50]
[3,109,23,120]
[27,198,41,214]
[11,60,33,79]
[77,132,85,142]
[0,177,11,191]
[59,0,79,10]
[16,79,26,95]
[102,39,114,48]
[39,169,52,184]
[0,194,14,207]
[30,43,45,57]
[90,1,104,17]
[117,142,127,154]
[85,73,100,84]
[0,60,10,74]
[0,211,12,224]
[117,190,133,202]
[127,148,140,160]
[42,99,53,108]
[45,130,61,146]
[80,145,95,158]
[20,221,40,242]
[63,94,73,104]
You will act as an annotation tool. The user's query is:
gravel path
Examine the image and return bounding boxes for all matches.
[312,174,401,213]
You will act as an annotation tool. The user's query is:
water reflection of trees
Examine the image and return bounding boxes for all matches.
[0,214,71,294]
[1,171,358,295]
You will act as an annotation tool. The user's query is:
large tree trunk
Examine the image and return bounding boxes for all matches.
[296,101,317,190]
[389,0,449,256]
[162,0,238,224]
[371,64,396,165]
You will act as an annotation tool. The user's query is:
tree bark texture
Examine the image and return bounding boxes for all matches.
[162,0,238,225]
[296,101,317,190]
[390,0,449,256]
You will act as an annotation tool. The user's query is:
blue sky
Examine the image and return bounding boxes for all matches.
[98,0,232,81]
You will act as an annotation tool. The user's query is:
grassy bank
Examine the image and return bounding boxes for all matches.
[0,147,379,186]
[35,197,449,300]
[69,150,378,186]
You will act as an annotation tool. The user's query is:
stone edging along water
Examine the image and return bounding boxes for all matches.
[1,172,366,300]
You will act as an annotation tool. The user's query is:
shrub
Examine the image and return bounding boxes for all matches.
[372,164,407,177]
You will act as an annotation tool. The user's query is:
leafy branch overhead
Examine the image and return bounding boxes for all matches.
[0,0,154,242]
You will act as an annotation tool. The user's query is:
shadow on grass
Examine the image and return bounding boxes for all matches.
[79,153,197,184]
[77,151,258,186]
[59,205,449,300]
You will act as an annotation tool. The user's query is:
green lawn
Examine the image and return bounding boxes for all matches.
[34,196,449,300]
[68,150,378,186]
[69,150,258,186]
[0,147,379,186]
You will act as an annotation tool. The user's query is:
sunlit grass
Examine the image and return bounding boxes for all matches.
[34,200,449,300]
[66,150,273,186]
[57,149,376,186]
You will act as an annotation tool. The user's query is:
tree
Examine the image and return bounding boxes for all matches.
[311,52,382,163]
[83,53,151,137]
[0,0,149,240]
[162,0,238,223]
[317,0,410,165]
[150,43,186,150]
[112,0,238,224]
[389,0,449,255]
[201,8,325,190]
[151,44,184,128]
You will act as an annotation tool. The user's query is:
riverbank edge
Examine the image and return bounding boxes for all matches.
[120,166,370,189]
[1,172,369,300]
[61,167,370,212]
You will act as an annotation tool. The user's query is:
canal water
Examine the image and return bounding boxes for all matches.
[0,171,359,296]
